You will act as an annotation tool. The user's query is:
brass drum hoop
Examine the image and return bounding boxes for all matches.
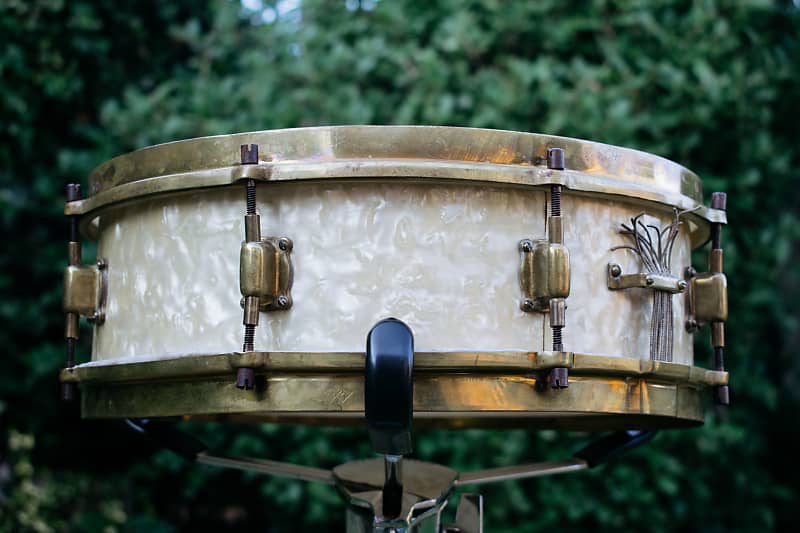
[62,352,727,430]
[68,126,725,247]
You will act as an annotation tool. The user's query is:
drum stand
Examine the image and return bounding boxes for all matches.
[126,319,655,532]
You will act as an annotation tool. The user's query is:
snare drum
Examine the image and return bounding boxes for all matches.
[60,126,729,429]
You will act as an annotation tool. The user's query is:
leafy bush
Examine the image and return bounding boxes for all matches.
[1,0,798,531]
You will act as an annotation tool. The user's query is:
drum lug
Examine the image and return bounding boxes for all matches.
[62,182,107,400]
[236,144,294,389]
[237,144,294,314]
[684,268,728,330]
[239,237,294,312]
[63,259,108,325]
[518,147,573,388]
[518,150,571,313]
[686,192,730,404]
[518,239,571,312]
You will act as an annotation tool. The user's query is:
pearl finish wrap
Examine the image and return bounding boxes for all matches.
[93,182,692,364]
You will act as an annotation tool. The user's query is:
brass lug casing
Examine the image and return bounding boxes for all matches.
[711,321,725,348]
[242,296,261,326]
[607,263,686,294]
[686,271,728,329]
[64,313,79,340]
[548,216,564,244]
[550,299,566,327]
[63,260,108,324]
[244,213,261,242]
[240,237,294,311]
[519,239,570,312]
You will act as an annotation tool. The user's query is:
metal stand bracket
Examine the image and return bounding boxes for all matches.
[124,417,655,532]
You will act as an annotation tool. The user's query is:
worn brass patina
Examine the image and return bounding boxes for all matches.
[685,251,729,332]
[61,127,733,428]
[689,272,728,324]
[240,237,294,311]
[519,240,570,312]
[65,127,725,247]
[61,351,725,429]
[62,260,107,324]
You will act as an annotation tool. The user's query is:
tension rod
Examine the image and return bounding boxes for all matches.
[547,147,569,389]
[238,143,260,390]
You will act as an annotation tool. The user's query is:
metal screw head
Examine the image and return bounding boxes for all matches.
[96,258,107,270]
[275,295,290,309]
[685,319,699,333]
[240,144,259,165]
[520,299,536,312]
[519,239,534,252]
[609,263,622,278]
[66,183,82,202]
[88,310,106,325]
[677,280,687,291]
[685,266,697,278]
[710,192,727,211]
[547,147,565,170]
[645,276,654,286]
[716,385,730,406]
[278,237,293,252]
[549,367,569,389]
[236,367,256,390]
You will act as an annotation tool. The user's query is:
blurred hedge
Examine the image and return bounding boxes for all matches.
[1,0,799,531]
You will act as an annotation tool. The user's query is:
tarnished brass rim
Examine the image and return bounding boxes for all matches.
[62,351,727,387]
[64,352,723,429]
[68,127,725,246]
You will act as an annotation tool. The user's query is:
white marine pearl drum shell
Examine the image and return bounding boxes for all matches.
[92,182,692,364]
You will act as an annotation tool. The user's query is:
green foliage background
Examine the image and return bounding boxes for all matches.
[1,0,799,531]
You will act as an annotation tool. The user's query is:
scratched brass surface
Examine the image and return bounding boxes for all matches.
[65,351,722,429]
[67,127,724,247]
